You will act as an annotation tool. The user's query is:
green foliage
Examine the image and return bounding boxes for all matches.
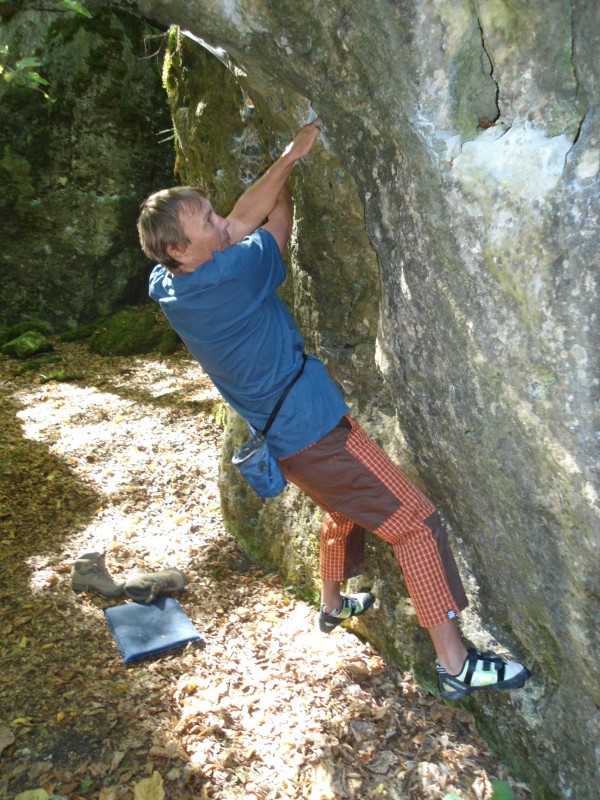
[0,52,50,97]
[284,583,320,606]
[157,127,176,144]
[39,370,81,384]
[0,0,93,100]
[59,0,93,19]
[88,307,180,357]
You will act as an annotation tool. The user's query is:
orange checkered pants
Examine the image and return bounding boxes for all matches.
[278,415,468,628]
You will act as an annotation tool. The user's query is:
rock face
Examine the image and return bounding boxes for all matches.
[138,2,599,796]
[0,4,174,330]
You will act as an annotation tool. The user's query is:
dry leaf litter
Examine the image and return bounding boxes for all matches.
[0,342,531,800]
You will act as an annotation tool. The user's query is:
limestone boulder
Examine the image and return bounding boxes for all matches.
[128,0,600,795]
[0,4,175,331]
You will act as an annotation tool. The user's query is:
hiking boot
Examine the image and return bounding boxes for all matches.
[436,648,531,700]
[71,551,126,597]
[124,567,188,604]
[318,592,375,633]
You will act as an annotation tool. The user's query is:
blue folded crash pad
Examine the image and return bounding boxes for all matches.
[104,597,202,663]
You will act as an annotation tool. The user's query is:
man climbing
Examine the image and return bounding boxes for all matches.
[137,118,531,701]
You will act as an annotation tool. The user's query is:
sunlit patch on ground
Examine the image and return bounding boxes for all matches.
[0,342,530,800]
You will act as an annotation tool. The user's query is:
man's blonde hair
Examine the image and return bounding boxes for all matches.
[137,187,207,270]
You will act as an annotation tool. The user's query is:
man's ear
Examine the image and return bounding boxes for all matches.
[166,243,186,261]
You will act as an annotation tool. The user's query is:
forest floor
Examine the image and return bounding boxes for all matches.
[0,341,530,800]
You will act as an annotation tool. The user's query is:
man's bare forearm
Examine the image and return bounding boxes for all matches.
[227,119,321,243]
[262,185,294,253]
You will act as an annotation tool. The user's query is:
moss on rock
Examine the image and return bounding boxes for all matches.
[2,331,53,359]
[0,319,54,347]
[59,319,107,343]
[88,306,180,356]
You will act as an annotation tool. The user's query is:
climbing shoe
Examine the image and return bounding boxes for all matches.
[436,648,531,700]
[318,592,375,633]
[124,567,188,604]
[71,551,126,597]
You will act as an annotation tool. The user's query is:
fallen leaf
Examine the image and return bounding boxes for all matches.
[0,727,15,755]
[133,771,165,800]
[28,762,52,781]
[109,750,126,772]
[14,791,49,800]
[99,789,120,800]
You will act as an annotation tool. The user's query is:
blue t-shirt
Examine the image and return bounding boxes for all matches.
[148,228,348,458]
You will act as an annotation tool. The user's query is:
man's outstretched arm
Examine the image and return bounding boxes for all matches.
[261,185,294,253]
[227,118,322,246]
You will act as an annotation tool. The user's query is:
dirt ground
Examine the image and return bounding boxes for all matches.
[0,340,530,800]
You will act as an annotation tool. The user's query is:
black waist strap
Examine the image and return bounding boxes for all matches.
[261,353,307,437]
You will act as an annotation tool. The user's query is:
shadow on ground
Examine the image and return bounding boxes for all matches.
[0,342,529,800]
